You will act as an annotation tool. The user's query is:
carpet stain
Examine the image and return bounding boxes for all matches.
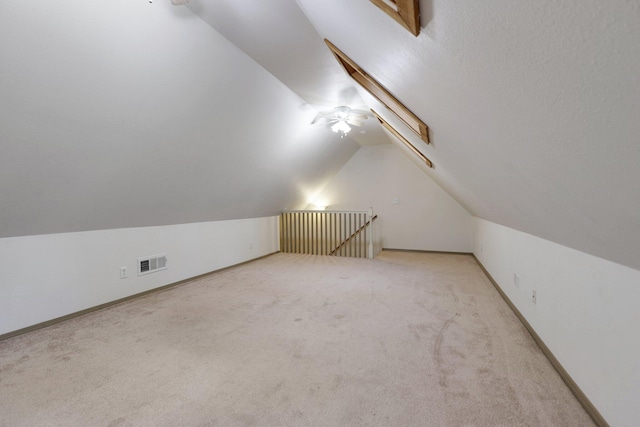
[308,383,322,396]
[106,417,125,427]
[264,380,285,398]
[448,287,460,304]
[322,298,333,307]
[477,367,491,376]
[408,323,431,341]
[413,300,428,311]
[434,313,461,387]
[332,375,344,390]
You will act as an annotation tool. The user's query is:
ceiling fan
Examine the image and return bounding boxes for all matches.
[311,106,370,138]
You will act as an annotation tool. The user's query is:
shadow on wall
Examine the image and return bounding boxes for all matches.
[423,0,434,27]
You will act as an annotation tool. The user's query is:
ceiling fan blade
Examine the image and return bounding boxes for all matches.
[314,118,339,126]
[347,119,365,127]
[349,114,369,121]
[310,113,322,125]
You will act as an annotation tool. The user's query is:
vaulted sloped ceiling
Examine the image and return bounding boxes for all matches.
[292,0,640,270]
[0,0,358,238]
[188,0,392,147]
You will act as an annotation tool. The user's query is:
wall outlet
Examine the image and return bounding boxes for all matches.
[513,273,520,288]
[120,266,127,279]
[392,197,399,204]
[532,289,537,304]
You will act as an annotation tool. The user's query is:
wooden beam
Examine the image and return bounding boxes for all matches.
[324,39,430,144]
[372,109,433,168]
[370,0,420,36]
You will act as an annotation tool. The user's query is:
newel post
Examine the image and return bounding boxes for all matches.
[368,207,374,259]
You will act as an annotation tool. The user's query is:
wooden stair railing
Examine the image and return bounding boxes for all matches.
[280,209,376,258]
[329,215,378,256]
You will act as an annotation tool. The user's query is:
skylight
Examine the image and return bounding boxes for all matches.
[372,110,433,168]
[325,39,430,144]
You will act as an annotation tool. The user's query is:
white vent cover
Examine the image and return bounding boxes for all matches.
[138,253,167,276]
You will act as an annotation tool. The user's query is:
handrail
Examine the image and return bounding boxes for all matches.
[284,209,369,214]
[329,215,378,256]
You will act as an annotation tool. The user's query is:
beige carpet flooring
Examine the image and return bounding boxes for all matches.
[0,251,594,426]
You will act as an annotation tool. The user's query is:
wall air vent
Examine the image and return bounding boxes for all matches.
[137,253,167,276]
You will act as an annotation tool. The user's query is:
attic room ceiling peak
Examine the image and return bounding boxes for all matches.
[187,0,392,146]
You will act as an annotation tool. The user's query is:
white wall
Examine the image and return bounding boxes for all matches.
[0,217,279,336]
[313,144,475,253]
[474,218,640,427]
[0,0,358,238]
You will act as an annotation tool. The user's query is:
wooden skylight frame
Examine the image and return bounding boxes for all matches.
[324,39,429,144]
[372,109,433,168]
[370,0,420,36]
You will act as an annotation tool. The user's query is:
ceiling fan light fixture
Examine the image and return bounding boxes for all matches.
[331,120,351,138]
